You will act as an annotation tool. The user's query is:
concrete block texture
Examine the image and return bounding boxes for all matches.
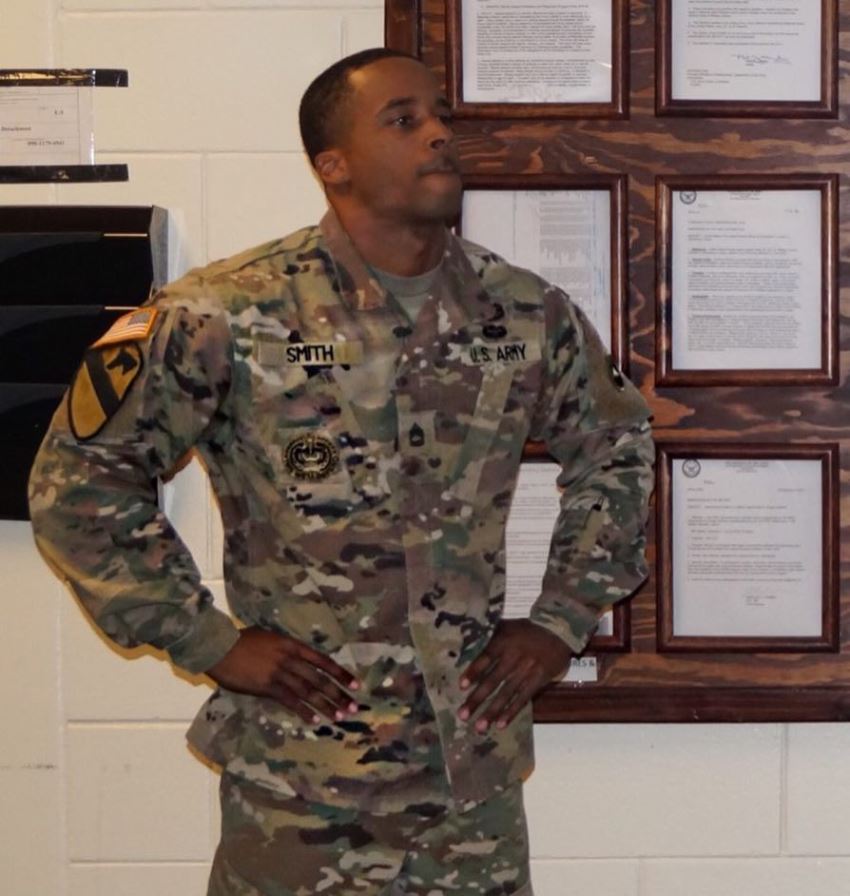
[68,863,211,896]
[61,593,214,722]
[0,522,62,767]
[209,0,382,7]
[642,858,850,896]
[0,768,63,896]
[525,724,782,858]
[342,8,386,53]
[205,153,325,261]
[786,724,850,855]
[67,723,217,861]
[532,859,638,896]
[59,12,344,152]
[0,182,55,204]
[0,0,52,65]
[64,0,204,9]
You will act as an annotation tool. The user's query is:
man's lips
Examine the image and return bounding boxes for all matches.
[419,159,461,176]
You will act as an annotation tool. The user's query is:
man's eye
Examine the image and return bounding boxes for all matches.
[392,115,415,128]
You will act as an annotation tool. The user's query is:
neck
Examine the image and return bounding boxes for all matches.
[331,204,446,276]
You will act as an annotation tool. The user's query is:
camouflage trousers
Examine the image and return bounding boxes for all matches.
[207,771,532,896]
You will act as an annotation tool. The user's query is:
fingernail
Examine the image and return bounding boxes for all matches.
[458,708,469,721]
[312,714,321,725]
[335,710,345,721]
[476,718,489,733]
[460,678,469,689]
[496,719,507,730]
[348,702,359,714]
[349,680,360,690]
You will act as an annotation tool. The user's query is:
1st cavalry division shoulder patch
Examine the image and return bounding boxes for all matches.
[69,309,157,441]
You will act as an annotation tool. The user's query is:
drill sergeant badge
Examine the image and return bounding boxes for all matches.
[284,434,339,480]
[68,309,158,441]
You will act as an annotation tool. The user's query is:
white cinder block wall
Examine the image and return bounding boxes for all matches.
[3,2,850,894]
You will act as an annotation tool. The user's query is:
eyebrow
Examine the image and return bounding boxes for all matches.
[378,96,452,116]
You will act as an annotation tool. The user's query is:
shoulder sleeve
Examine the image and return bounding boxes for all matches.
[527,285,655,654]
[28,297,240,674]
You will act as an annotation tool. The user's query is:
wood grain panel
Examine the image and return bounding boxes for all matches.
[386,0,850,720]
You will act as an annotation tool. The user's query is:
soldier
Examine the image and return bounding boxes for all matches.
[29,48,654,896]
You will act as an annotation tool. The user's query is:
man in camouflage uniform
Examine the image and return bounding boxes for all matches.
[29,49,653,895]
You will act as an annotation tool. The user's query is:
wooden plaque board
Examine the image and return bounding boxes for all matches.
[386,0,850,722]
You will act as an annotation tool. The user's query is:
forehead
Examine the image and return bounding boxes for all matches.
[347,57,444,111]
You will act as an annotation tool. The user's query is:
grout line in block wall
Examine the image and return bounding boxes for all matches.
[204,474,212,576]
[55,581,70,896]
[62,9,216,19]
[534,851,797,862]
[61,6,383,19]
[202,3,385,10]
[779,722,789,855]
[66,719,197,728]
[339,13,347,56]
[69,859,211,867]
[90,151,310,162]
[49,0,59,66]
[200,151,210,264]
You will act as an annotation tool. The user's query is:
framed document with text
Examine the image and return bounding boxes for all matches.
[657,0,838,117]
[656,174,838,386]
[447,0,627,118]
[461,174,627,366]
[505,457,628,652]
[657,443,839,653]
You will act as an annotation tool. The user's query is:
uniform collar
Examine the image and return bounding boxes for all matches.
[319,208,492,329]
[319,208,388,311]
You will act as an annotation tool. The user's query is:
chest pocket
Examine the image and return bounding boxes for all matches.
[249,355,366,527]
[419,336,542,505]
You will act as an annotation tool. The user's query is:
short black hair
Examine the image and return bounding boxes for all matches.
[299,47,418,165]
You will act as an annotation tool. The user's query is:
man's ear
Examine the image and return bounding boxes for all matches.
[314,149,349,187]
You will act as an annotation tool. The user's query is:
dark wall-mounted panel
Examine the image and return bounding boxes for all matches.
[0,205,167,520]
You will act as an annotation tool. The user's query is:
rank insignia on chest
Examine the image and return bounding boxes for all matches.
[69,343,144,440]
[284,434,339,480]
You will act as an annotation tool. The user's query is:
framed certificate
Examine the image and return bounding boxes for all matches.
[656,174,838,386]
[505,456,629,651]
[447,0,628,118]
[657,0,838,117]
[657,443,839,653]
[460,174,627,367]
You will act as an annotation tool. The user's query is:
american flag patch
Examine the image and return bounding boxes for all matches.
[92,308,159,348]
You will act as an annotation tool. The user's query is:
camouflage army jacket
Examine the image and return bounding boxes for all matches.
[29,209,653,812]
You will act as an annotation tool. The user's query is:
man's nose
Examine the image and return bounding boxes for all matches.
[427,116,454,151]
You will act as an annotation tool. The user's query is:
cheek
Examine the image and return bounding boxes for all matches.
[369,162,415,203]
[355,153,404,191]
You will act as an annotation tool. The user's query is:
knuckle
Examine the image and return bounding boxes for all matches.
[320,682,343,702]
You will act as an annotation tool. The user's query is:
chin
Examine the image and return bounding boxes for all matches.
[420,192,463,224]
